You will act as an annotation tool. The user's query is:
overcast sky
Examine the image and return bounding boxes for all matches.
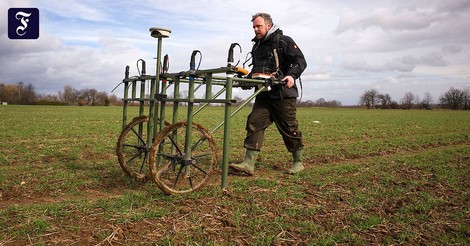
[1,0,469,105]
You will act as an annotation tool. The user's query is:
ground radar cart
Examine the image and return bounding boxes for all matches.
[115,27,285,194]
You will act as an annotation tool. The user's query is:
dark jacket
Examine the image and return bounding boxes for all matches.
[250,27,307,99]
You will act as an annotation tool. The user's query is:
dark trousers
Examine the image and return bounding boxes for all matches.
[243,97,303,153]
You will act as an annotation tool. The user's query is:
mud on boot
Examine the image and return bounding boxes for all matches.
[229,149,258,176]
[286,150,304,174]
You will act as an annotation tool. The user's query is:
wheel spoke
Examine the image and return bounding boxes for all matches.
[188,175,194,189]
[167,134,183,155]
[116,116,150,182]
[149,121,216,194]
[191,136,207,152]
[127,151,143,164]
[172,164,184,189]
[140,151,148,173]
[190,162,209,176]
[130,127,147,147]
[122,143,146,149]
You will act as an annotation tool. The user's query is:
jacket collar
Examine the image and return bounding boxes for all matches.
[252,25,282,42]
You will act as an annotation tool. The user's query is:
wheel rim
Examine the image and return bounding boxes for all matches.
[116,116,150,182]
[149,121,217,194]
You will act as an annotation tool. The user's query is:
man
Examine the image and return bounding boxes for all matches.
[229,13,307,175]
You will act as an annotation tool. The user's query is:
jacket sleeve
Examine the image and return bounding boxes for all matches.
[282,36,307,80]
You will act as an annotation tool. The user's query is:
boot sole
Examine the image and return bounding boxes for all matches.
[286,166,305,175]
[228,164,254,176]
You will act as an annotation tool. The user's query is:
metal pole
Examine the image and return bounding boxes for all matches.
[221,73,234,189]
[210,85,265,134]
[155,36,164,137]
[185,73,195,162]
[148,78,156,144]
[137,62,147,146]
[139,61,146,117]
[193,87,226,116]
[122,66,130,130]
[154,35,165,165]
[205,73,212,99]
[149,27,171,139]
[172,77,180,124]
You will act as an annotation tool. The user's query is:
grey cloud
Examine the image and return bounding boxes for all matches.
[0,34,62,57]
[420,52,446,66]
[342,52,446,72]
[442,45,462,54]
[334,0,470,35]
[437,0,470,13]
[335,7,441,34]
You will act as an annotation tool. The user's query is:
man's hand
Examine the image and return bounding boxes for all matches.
[282,76,295,88]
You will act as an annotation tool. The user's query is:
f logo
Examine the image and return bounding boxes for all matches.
[8,8,40,39]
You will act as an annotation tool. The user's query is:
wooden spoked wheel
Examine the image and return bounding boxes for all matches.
[149,121,217,194]
[117,116,169,182]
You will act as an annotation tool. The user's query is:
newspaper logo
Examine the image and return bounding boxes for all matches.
[8,8,39,39]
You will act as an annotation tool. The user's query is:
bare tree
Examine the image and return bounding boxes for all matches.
[316,98,326,106]
[421,92,433,110]
[440,87,464,110]
[0,84,5,103]
[80,88,98,105]
[463,88,470,110]
[401,92,415,109]
[62,85,80,105]
[96,91,109,106]
[108,94,119,106]
[20,83,37,104]
[377,93,392,109]
[38,93,60,102]
[414,95,421,109]
[360,89,379,109]
[310,98,342,107]
[0,82,37,104]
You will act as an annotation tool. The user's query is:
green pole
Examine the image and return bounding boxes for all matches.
[193,87,226,116]
[154,36,164,140]
[122,66,130,130]
[221,73,234,189]
[148,78,156,144]
[154,36,165,165]
[185,73,195,162]
[138,63,146,141]
[210,85,265,134]
[149,27,170,140]
[205,73,212,100]
[173,77,180,124]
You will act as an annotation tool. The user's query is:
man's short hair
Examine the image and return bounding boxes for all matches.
[251,13,273,26]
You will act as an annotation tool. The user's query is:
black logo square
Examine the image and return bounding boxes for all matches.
[8,8,40,39]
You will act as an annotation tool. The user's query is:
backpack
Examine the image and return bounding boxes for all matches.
[272,33,303,102]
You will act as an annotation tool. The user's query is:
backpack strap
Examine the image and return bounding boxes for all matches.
[273,33,303,103]
[272,33,281,77]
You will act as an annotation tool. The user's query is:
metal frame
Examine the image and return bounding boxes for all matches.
[118,27,281,193]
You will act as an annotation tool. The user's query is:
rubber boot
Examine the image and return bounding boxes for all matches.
[229,149,258,176]
[287,150,304,174]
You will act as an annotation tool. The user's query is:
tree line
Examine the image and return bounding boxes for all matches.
[0,83,119,106]
[2,81,469,110]
[359,87,470,110]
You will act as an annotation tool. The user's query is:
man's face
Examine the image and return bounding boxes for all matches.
[252,16,271,40]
